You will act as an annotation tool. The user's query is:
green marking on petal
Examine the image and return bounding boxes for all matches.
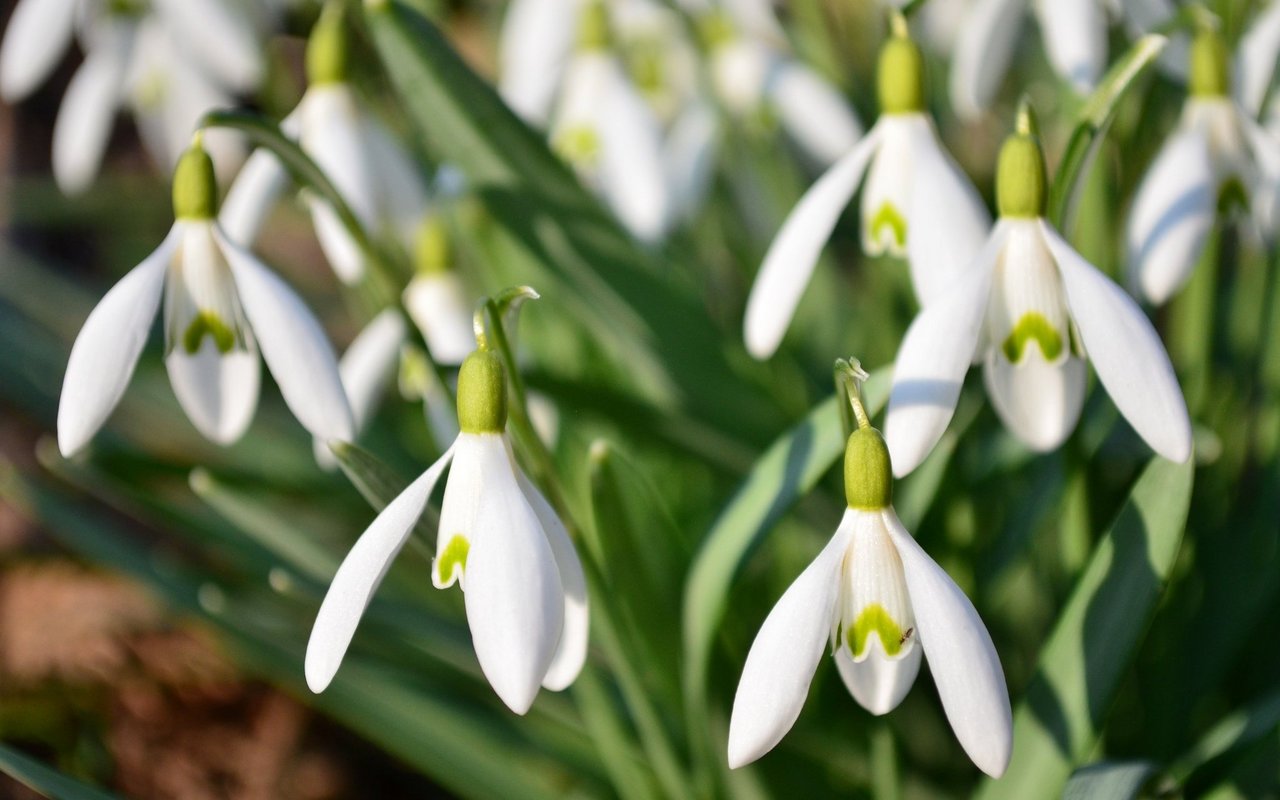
[553,126,601,166]
[1002,312,1064,363]
[846,603,906,659]
[870,202,907,251]
[435,534,470,586]
[182,311,236,355]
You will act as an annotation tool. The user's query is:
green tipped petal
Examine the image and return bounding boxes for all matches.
[435,534,470,586]
[845,428,893,510]
[182,310,237,355]
[1002,312,1064,362]
[457,350,507,433]
[846,603,908,658]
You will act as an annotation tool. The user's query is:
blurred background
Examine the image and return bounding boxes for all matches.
[1,0,1279,798]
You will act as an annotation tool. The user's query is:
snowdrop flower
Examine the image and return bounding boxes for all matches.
[885,109,1192,475]
[743,23,989,358]
[306,347,588,713]
[695,1,862,167]
[1127,24,1280,305]
[57,136,354,456]
[402,217,478,367]
[549,0,670,241]
[219,4,428,284]
[0,0,261,194]
[951,0,1110,120]
[729,397,1011,776]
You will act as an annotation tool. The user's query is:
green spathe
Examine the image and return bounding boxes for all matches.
[996,133,1047,218]
[877,33,925,114]
[846,603,907,658]
[457,350,507,433]
[172,143,218,220]
[1189,28,1229,97]
[308,4,350,85]
[1002,312,1064,362]
[436,534,469,585]
[844,428,892,510]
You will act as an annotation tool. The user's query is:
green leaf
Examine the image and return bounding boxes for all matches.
[1048,34,1167,229]
[681,366,891,751]
[360,0,774,437]
[1173,687,1280,790]
[0,743,119,800]
[1062,761,1158,800]
[976,455,1195,800]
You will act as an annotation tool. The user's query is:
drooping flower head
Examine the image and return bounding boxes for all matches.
[1127,20,1280,305]
[57,133,354,456]
[306,327,588,714]
[219,2,428,284]
[729,367,1012,776]
[743,16,989,358]
[886,103,1193,475]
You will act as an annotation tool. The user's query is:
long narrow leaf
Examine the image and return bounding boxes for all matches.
[0,743,119,800]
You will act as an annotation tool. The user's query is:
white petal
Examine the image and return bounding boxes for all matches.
[861,116,916,257]
[743,124,883,359]
[52,23,133,195]
[305,443,456,693]
[403,273,477,367]
[1043,221,1192,462]
[883,509,1012,778]
[727,516,853,768]
[1034,0,1107,92]
[885,222,1009,477]
[834,637,922,716]
[498,0,576,125]
[516,468,588,692]
[1241,114,1280,237]
[0,0,78,101]
[363,114,429,233]
[767,59,862,167]
[1124,130,1216,305]
[57,227,177,456]
[219,149,290,246]
[906,120,992,306]
[598,66,671,241]
[152,0,263,92]
[315,310,407,469]
[308,197,366,285]
[166,334,261,445]
[950,0,1027,120]
[1237,1,1280,117]
[984,349,1086,452]
[663,101,719,224]
[463,436,565,714]
[215,228,355,442]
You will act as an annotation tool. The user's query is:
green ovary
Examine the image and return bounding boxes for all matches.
[182,311,236,355]
[870,203,907,250]
[1002,312,1063,363]
[435,535,470,585]
[846,604,906,658]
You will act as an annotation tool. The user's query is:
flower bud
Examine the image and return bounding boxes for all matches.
[877,25,925,114]
[844,427,893,510]
[172,137,218,220]
[307,5,350,86]
[1189,28,1229,98]
[457,350,507,433]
